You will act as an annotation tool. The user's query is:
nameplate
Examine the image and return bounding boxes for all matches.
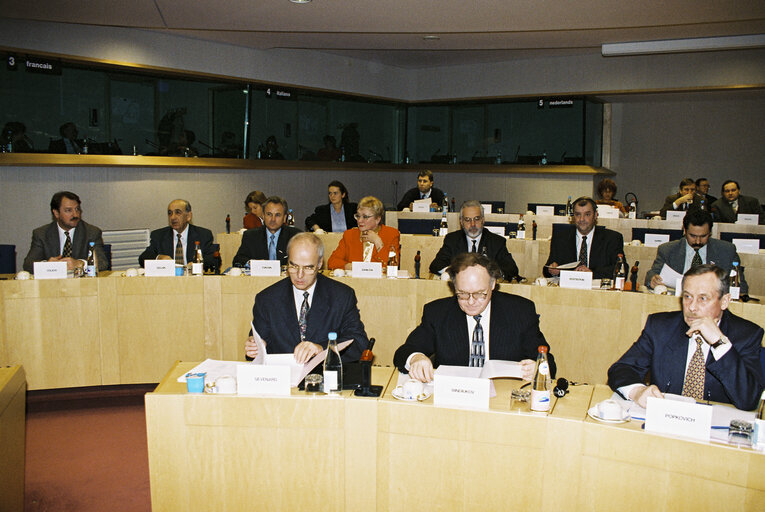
[352,261,382,278]
[33,261,67,279]
[433,366,490,410]
[236,364,291,396]
[144,260,176,276]
[736,214,759,225]
[412,200,430,212]
[597,205,619,218]
[559,269,592,289]
[249,259,281,276]
[481,204,492,215]
[666,210,686,222]
[644,233,670,247]
[645,396,713,441]
[732,238,760,254]
[535,205,555,216]
[486,226,505,236]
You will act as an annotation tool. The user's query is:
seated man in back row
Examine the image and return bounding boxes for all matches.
[710,180,764,225]
[233,196,301,267]
[138,199,214,269]
[608,264,763,411]
[429,200,518,280]
[544,196,624,280]
[395,252,555,383]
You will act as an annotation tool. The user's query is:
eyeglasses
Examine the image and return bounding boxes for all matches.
[461,216,483,224]
[354,214,375,220]
[287,264,317,274]
[455,290,489,301]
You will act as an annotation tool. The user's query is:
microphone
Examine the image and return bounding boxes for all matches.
[553,378,569,397]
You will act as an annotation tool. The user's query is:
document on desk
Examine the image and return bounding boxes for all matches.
[544,261,579,270]
[658,264,683,289]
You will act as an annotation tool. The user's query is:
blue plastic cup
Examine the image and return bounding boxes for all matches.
[186,372,206,393]
[175,265,184,276]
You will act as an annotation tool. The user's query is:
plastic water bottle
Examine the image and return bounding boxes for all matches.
[530,346,551,412]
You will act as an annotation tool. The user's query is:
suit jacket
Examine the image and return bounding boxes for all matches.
[710,195,764,224]
[327,224,400,270]
[305,202,358,232]
[23,220,108,273]
[138,225,215,268]
[48,138,82,154]
[660,193,704,218]
[251,273,368,361]
[607,310,764,410]
[644,237,748,293]
[397,187,445,211]
[543,225,624,279]
[429,228,519,279]
[232,226,301,267]
[394,291,556,377]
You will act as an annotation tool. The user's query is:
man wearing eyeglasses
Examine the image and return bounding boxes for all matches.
[429,200,518,280]
[23,191,107,273]
[394,252,555,383]
[245,232,369,364]
[233,196,301,267]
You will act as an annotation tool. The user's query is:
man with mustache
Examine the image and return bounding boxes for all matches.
[645,209,748,293]
[23,191,107,272]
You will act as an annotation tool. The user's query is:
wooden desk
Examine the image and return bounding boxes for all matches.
[145,362,395,511]
[0,365,26,512]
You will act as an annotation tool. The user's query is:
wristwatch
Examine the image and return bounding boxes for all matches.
[710,335,729,349]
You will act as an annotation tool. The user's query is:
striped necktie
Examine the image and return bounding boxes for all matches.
[174,233,184,264]
[469,315,485,367]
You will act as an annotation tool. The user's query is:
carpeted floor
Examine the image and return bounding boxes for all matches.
[25,387,154,512]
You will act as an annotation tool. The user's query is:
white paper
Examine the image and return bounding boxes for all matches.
[547,261,579,270]
[666,210,686,222]
[645,396,713,441]
[486,226,505,236]
[412,199,430,212]
[560,269,592,289]
[597,205,619,218]
[644,233,670,247]
[176,359,249,383]
[249,259,281,276]
[352,261,382,278]
[658,264,683,289]
[144,259,176,276]
[33,261,68,279]
[250,322,266,365]
[732,238,760,254]
[535,205,555,216]
[481,204,492,215]
[736,214,759,225]
[480,360,523,379]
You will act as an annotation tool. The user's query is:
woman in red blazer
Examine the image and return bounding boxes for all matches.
[328,196,400,270]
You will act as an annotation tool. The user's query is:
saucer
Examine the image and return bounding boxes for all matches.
[587,406,630,424]
[392,386,432,402]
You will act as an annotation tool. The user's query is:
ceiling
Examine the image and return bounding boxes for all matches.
[3,0,765,68]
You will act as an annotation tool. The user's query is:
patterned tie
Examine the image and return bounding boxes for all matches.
[471,239,477,253]
[174,233,184,264]
[62,231,72,258]
[268,234,276,260]
[682,336,706,401]
[691,249,702,268]
[469,314,485,367]
[579,235,588,268]
[731,200,738,214]
[299,291,310,341]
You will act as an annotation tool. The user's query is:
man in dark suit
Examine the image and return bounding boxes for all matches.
[48,122,83,154]
[695,177,717,207]
[660,178,704,218]
[710,179,764,224]
[138,199,214,268]
[245,233,368,363]
[645,209,748,293]
[396,169,445,211]
[543,196,624,280]
[394,252,554,383]
[429,199,518,280]
[608,264,763,411]
[233,196,301,267]
[23,191,107,273]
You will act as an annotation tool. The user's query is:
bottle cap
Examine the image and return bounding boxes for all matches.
[537,345,548,353]
[328,332,337,341]
[89,241,94,246]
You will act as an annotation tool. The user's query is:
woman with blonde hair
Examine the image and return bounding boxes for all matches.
[328,196,400,270]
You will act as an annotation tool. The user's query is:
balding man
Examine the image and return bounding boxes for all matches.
[138,199,214,268]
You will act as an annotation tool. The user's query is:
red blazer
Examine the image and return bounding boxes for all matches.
[328,224,400,269]
[243,213,262,230]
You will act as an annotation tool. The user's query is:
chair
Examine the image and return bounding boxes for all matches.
[398,219,440,235]
[0,245,16,274]
[631,227,683,243]
[761,347,765,385]
[102,244,112,271]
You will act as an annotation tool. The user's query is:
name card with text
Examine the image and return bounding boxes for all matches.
[33,261,67,279]
[597,205,619,218]
[485,226,505,236]
[645,396,713,441]
[236,364,291,396]
[732,238,760,254]
[412,199,430,212]
[535,205,555,216]
[666,211,686,222]
[433,366,490,410]
[481,204,492,216]
[559,270,592,290]
[736,214,759,225]
[144,259,176,276]
[249,259,281,276]
[352,261,383,278]
[644,233,670,247]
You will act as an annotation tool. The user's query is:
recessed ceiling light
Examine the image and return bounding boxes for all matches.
[289,0,311,3]
[422,35,440,41]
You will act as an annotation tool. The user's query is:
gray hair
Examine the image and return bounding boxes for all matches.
[287,232,324,264]
[460,200,484,217]
[682,263,730,298]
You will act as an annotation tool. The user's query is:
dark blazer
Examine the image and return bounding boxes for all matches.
[232,225,301,267]
[23,220,108,273]
[607,310,764,411]
[710,195,764,224]
[48,138,81,154]
[251,273,368,362]
[644,237,748,293]
[393,291,556,377]
[138,225,215,268]
[305,202,358,232]
[429,228,518,279]
[543,225,624,279]
[397,187,445,211]
[659,193,704,218]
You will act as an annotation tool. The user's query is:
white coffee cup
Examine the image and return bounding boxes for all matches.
[229,267,242,276]
[16,270,31,280]
[597,399,624,421]
[653,284,668,295]
[333,269,345,277]
[535,277,548,286]
[124,268,138,277]
[631,240,642,246]
[440,272,451,281]
[314,228,326,234]
[214,375,237,394]
[402,379,424,399]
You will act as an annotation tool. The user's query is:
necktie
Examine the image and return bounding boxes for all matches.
[682,336,705,401]
[469,315,485,368]
[174,233,184,264]
[691,249,702,268]
[731,200,738,214]
[579,235,588,268]
[299,291,310,341]
[471,239,477,253]
[268,234,276,260]
[62,231,72,258]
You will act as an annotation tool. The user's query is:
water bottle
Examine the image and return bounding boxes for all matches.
[85,241,98,277]
[323,332,343,393]
[530,346,551,412]
[729,262,741,300]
